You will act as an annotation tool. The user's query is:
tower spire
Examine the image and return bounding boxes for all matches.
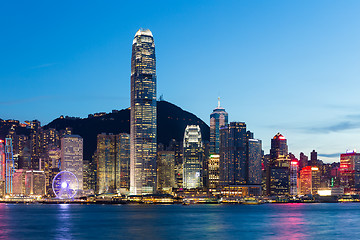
[218,97,220,108]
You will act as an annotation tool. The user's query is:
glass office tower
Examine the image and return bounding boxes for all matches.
[130,29,157,195]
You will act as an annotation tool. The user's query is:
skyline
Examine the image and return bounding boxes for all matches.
[1,1,360,162]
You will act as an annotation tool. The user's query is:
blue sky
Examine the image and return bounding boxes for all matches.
[1,1,360,162]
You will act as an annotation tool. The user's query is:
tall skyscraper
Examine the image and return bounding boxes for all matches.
[219,122,247,185]
[310,150,318,166]
[248,139,262,185]
[266,133,291,196]
[130,29,157,195]
[30,120,41,170]
[60,135,83,191]
[183,125,204,189]
[270,133,288,161]
[210,98,228,154]
[5,138,14,194]
[0,140,5,181]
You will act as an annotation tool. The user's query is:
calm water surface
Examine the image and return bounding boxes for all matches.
[0,203,358,239]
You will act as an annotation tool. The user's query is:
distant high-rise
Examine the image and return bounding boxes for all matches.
[183,125,204,189]
[310,150,318,166]
[210,98,228,154]
[270,133,288,161]
[5,138,14,194]
[130,29,157,195]
[248,139,262,185]
[0,140,4,180]
[266,133,291,196]
[299,166,320,195]
[30,120,41,170]
[219,122,247,185]
[299,152,308,171]
[340,151,360,194]
[60,135,83,191]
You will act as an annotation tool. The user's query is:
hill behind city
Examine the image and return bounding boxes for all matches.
[43,100,210,160]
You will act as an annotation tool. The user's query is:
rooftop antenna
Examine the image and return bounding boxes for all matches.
[217,97,221,108]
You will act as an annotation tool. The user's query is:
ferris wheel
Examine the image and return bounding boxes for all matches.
[52,171,79,199]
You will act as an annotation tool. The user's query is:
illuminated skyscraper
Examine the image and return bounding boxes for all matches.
[219,122,247,185]
[340,151,360,194]
[210,98,228,154]
[270,133,288,161]
[60,135,83,191]
[266,133,291,196]
[0,140,5,180]
[183,125,204,189]
[130,29,157,195]
[299,166,320,195]
[30,120,41,170]
[208,154,220,189]
[5,138,14,194]
[248,139,262,185]
[290,160,299,196]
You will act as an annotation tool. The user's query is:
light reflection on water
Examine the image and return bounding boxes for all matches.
[55,204,72,240]
[0,203,360,239]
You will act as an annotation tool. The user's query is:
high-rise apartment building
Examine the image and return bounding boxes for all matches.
[183,125,204,189]
[210,98,228,154]
[61,135,83,191]
[130,29,157,195]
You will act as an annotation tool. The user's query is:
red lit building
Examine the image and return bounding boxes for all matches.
[340,152,360,194]
[299,166,320,195]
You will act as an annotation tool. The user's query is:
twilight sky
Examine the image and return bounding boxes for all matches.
[1,1,360,162]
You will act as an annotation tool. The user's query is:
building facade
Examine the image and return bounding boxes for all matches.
[130,29,157,195]
[60,135,83,191]
[299,166,320,195]
[219,122,247,185]
[157,151,175,193]
[210,98,228,154]
[248,139,262,185]
[183,125,204,189]
[340,152,360,194]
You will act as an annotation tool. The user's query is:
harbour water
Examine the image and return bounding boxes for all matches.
[0,203,358,239]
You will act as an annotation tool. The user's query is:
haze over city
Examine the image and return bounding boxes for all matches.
[1,1,360,162]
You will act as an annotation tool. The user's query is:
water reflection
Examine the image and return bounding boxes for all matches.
[0,204,9,237]
[54,204,73,240]
[268,203,308,240]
